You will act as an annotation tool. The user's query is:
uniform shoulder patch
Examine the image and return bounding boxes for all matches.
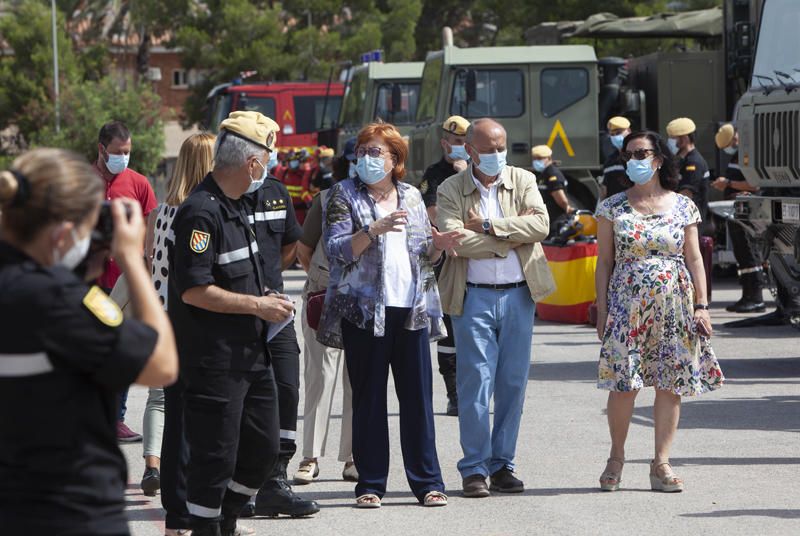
[190,229,211,253]
[686,165,697,171]
[419,179,429,194]
[83,286,123,327]
[548,176,558,182]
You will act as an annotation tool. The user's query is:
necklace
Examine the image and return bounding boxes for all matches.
[368,184,394,203]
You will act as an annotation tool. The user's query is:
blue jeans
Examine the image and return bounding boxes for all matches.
[451,285,535,479]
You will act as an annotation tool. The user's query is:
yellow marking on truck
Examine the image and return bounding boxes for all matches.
[546,120,575,157]
[283,109,293,121]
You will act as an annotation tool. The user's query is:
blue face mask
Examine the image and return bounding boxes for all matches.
[667,138,679,155]
[475,150,507,177]
[626,157,656,185]
[289,159,300,170]
[610,134,625,150]
[356,155,389,185]
[448,144,469,161]
[532,159,547,173]
[104,152,130,175]
[348,162,358,179]
[267,150,278,171]
[723,146,737,156]
[246,158,268,194]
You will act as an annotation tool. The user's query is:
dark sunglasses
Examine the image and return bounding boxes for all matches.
[356,146,390,158]
[620,148,656,162]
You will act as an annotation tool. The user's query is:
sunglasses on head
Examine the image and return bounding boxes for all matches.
[620,148,656,162]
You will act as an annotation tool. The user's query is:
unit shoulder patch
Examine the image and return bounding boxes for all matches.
[419,179,429,194]
[685,165,697,171]
[83,286,123,327]
[548,176,559,182]
[190,229,211,253]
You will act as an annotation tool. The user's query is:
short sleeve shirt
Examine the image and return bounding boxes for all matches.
[538,163,568,221]
[420,158,458,208]
[167,173,269,371]
[722,153,749,199]
[98,166,158,290]
[0,242,156,533]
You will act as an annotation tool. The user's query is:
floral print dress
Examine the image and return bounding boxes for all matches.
[596,192,724,396]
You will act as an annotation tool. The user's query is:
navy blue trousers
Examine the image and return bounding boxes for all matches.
[342,307,444,502]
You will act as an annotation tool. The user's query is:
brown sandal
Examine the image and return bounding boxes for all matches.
[599,457,624,491]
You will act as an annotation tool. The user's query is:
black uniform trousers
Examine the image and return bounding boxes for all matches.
[268,321,301,463]
[728,218,762,270]
[184,365,280,527]
[341,307,445,502]
[161,377,190,530]
[433,256,457,386]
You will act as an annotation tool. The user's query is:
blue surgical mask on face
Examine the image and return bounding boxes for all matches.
[667,138,679,155]
[104,152,130,175]
[289,160,300,170]
[610,134,625,150]
[348,162,358,179]
[476,150,507,177]
[356,155,389,185]
[246,159,268,194]
[626,157,656,185]
[268,150,278,171]
[532,159,546,173]
[448,144,469,161]
[723,146,737,156]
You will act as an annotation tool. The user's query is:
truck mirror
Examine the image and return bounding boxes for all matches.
[391,84,402,115]
[466,70,477,103]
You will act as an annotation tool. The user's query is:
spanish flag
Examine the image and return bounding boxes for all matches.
[538,243,598,324]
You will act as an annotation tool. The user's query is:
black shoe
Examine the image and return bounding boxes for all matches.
[729,299,767,313]
[141,466,160,497]
[191,523,221,536]
[446,397,458,416]
[462,474,490,498]
[239,501,255,518]
[490,467,524,493]
[254,479,320,517]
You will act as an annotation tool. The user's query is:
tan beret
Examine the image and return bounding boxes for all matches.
[442,115,470,136]
[666,117,696,137]
[531,145,553,159]
[219,110,279,150]
[607,116,630,131]
[715,123,735,149]
[318,147,335,158]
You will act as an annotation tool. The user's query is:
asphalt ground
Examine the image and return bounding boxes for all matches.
[124,272,799,536]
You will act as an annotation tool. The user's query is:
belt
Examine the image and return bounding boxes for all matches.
[466,281,526,290]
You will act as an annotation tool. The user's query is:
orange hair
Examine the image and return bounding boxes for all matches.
[356,121,408,181]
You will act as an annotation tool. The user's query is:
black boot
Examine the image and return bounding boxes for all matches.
[191,522,221,536]
[254,457,320,518]
[443,368,458,417]
[730,271,766,313]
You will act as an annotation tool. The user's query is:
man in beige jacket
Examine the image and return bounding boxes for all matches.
[436,118,555,498]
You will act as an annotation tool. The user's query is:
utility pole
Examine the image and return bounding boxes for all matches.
[51,0,60,133]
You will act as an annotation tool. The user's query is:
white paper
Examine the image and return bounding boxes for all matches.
[267,310,295,342]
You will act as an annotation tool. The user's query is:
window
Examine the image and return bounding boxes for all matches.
[416,55,443,122]
[540,68,589,118]
[750,0,800,90]
[172,69,188,88]
[238,96,276,120]
[341,71,368,126]
[374,83,420,125]
[208,93,232,132]
[294,96,344,134]
[450,69,524,118]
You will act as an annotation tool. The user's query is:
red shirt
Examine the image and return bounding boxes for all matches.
[97,167,157,290]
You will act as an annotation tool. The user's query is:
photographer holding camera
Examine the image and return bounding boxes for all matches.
[0,148,177,534]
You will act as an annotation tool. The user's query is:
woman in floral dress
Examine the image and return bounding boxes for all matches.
[594,131,724,493]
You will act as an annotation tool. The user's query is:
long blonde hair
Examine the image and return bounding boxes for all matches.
[166,132,216,206]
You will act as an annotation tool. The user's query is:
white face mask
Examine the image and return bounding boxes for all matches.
[246,158,268,194]
[104,151,130,175]
[54,228,91,269]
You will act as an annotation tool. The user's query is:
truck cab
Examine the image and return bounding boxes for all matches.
[205,81,344,150]
[338,61,424,149]
[407,45,600,209]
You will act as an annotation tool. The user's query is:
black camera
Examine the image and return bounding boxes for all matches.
[93,200,132,247]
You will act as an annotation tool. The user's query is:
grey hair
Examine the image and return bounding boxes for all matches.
[214,133,265,170]
[466,118,503,143]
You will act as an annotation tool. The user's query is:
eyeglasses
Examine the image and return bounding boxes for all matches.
[620,148,656,161]
[356,146,391,158]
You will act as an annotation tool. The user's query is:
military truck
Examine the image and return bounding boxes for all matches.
[733,0,800,324]
[336,60,424,151]
[406,42,601,209]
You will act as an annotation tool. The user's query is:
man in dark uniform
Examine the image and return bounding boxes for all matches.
[711,123,766,312]
[420,114,469,416]
[532,144,572,237]
[241,156,320,518]
[667,117,713,237]
[599,116,632,199]
[168,111,294,536]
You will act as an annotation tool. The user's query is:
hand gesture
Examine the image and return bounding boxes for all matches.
[452,159,468,173]
[711,177,728,192]
[111,198,144,264]
[464,208,487,234]
[370,210,407,235]
[694,309,713,337]
[432,228,464,257]
[255,294,294,323]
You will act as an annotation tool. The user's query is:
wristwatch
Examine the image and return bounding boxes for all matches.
[362,224,376,242]
[482,219,491,235]
[694,303,709,311]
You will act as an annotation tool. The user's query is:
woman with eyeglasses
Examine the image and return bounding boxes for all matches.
[594,131,724,494]
[318,121,463,509]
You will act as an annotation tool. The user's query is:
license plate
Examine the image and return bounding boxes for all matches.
[782,202,800,222]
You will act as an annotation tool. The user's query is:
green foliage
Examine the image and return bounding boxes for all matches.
[32,78,165,175]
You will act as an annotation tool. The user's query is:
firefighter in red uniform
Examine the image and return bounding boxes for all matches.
[275,149,313,225]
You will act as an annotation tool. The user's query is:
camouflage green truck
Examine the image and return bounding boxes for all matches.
[406,44,601,209]
[336,61,424,153]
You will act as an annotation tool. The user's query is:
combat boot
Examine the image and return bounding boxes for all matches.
[443,368,459,417]
[191,522,221,536]
[254,457,320,517]
[729,271,766,313]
